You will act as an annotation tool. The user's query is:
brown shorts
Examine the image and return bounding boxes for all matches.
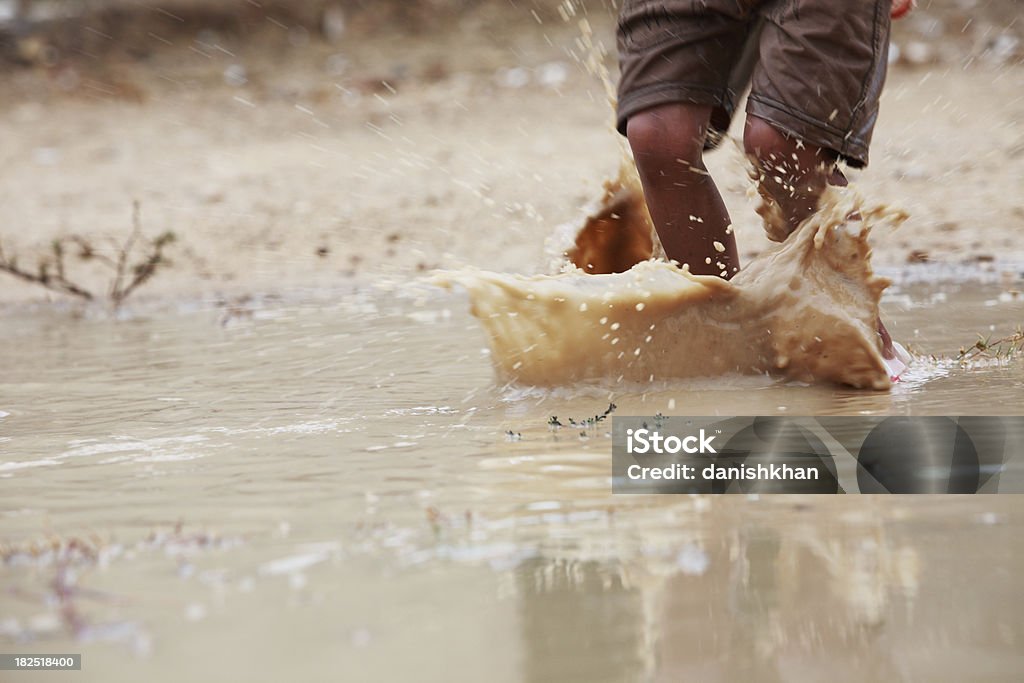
[616,0,892,167]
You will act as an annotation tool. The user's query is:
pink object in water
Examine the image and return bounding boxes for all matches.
[892,0,915,20]
[884,341,912,382]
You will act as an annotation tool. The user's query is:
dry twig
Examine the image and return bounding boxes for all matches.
[955,327,1024,363]
[0,201,175,308]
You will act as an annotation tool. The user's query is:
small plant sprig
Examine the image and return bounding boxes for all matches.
[109,202,176,306]
[548,402,617,429]
[0,237,95,300]
[955,327,1024,363]
[0,201,175,309]
[641,412,666,430]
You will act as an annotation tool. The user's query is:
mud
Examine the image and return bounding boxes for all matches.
[441,166,905,389]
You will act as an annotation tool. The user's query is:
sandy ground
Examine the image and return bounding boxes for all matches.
[1,1,1023,307]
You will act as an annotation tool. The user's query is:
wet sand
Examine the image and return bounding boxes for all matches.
[0,4,1023,306]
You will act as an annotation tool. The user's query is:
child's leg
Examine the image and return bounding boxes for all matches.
[744,114,898,361]
[616,1,759,277]
[626,102,740,279]
[743,114,844,241]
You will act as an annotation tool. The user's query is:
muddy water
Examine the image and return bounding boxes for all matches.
[443,187,903,390]
[1,276,1023,682]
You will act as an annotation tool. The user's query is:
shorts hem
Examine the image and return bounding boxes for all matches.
[615,82,732,137]
[746,94,870,167]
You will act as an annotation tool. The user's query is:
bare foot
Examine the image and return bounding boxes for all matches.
[877,317,895,359]
[877,317,913,381]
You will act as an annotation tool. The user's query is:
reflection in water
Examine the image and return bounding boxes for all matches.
[0,281,1022,681]
[517,557,646,683]
[510,501,1021,683]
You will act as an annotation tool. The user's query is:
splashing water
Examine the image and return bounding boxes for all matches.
[438,184,905,390]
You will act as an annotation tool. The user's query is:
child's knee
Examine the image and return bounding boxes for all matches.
[742,116,791,169]
[744,115,840,179]
[626,104,709,171]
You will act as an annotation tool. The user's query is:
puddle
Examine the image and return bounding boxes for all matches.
[1,276,1023,682]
